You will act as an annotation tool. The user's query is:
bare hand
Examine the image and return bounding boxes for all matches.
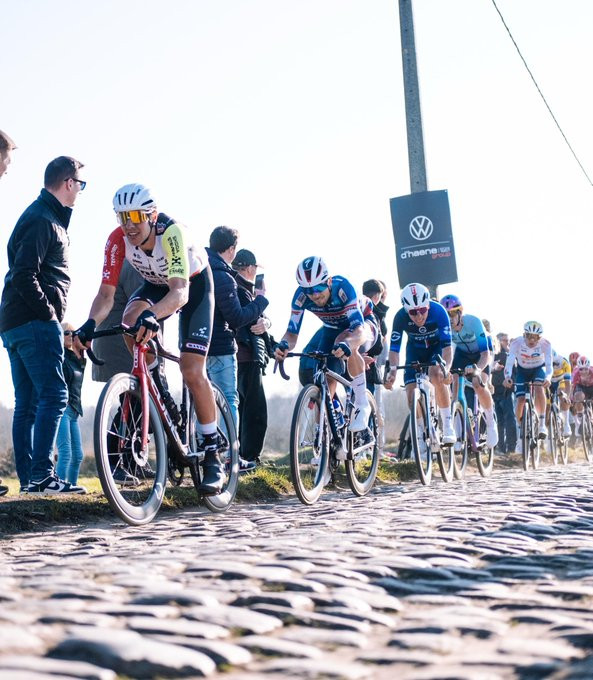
[250,318,267,335]
[384,371,396,391]
[503,377,513,389]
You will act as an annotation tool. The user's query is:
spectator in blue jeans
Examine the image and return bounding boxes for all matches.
[0,156,87,494]
[55,323,87,489]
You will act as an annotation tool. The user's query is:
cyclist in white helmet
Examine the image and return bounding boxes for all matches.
[384,283,455,444]
[503,321,553,440]
[274,256,376,441]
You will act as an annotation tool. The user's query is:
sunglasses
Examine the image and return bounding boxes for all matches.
[116,210,152,225]
[306,284,329,295]
[447,308,462,317]
[66,178,87,190]
[524,333,540,341]
[409,306,429,317]
[63,330,73,336]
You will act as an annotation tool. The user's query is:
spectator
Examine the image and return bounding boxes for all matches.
[232,249,273,465]
[361,279,386,394]
[91,260,143,382]
[206,227,269,471]
[0,130,17,496]
[55,323,87,489]
[0,156,87,494]
[492,332,517,453]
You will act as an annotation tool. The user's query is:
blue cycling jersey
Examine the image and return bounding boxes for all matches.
[451,314,489,355]
[390,301,452,353]
[287,275,364,335]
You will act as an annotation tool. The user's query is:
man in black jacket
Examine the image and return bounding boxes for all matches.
[233,249,272,464]
[492,332,517,453]
[206,228,269,469]
[0,156,86,494]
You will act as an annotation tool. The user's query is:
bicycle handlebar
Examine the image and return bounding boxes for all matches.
[273,350,335,382]
[83,324,174,367]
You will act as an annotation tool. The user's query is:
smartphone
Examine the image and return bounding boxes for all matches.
[255,273,264,289]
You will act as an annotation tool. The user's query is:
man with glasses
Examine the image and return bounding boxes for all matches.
[75,183,226,495]
[503,321,553,440]
[274,256,375,437]
[384,282,455,444]
[0,156,86,494]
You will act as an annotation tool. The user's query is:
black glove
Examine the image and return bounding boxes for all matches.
[136,309,159,333]
[75,319,96,345]
[332,341,352,357]
[275,339,289,353]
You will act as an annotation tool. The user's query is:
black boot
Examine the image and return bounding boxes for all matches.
[198,448,225,495]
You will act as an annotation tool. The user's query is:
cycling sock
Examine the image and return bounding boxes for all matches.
[539,414,546,425]
[484,407,495,425]
[439,407,452,426]
[200,420,217,436]
[351,372,368,408]
[561,410,569,426]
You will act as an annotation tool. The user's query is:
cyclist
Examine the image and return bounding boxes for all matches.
[75,183,225,495]
[274,256,375,446]
[384,283,455,444]
[503,321,552,440]
[571,355,593,416]
[550,351,572,437]
[440,295,498,448]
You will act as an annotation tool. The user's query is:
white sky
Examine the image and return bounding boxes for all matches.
[0,0,592,407]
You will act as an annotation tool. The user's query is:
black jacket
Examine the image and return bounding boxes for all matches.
[235,274,272,369]
[63,348,86,417]
[0,189,72,332]
[206,248,269,356]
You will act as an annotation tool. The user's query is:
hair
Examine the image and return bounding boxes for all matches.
[0,129,16,156]
[362,279,384,297]
[482,318,491,333]
[209,225,238,253]
[44,156,84,191]
[496,332,508,341]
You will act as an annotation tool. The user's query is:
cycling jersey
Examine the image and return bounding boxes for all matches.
[573,366,593,388]
[390,300,452,353]
[287,275,364,334]
[505,336,553,382]
[102,213,207,287]
[552,357,571,385]
[451,314,489,355]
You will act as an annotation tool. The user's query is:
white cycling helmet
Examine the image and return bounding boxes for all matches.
[577,355,590,369]
[524,320,543,336]
[113,183,157,213]
[401,283,430,312]
[296,256,329,288]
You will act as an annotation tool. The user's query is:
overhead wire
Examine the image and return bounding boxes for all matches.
[491,0,593,187]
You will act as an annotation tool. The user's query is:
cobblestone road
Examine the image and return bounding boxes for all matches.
[3,464,593,679]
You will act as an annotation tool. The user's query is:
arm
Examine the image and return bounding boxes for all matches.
[274,331,298,360]
[148,277,188,320]
[215,274,268,330]
[384,349,400,390]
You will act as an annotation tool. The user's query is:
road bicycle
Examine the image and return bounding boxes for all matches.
[394,358,454,485]
[576,398,593,462]
[88,325,239,525]
[547,387,568,465]
[450,368,494,478]
[519,382,543,471]
[277,351,379,505]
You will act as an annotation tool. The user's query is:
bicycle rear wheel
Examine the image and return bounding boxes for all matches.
[188,385,240,513]
[94,373,167,526]
[520,405,531,471]
[581,408,593,462]
[548,409,559,465]
[475,410,494,477]
[452,402,468,480]
[345,392,379,496]
[410,388,432,485]
[290,384,329,505]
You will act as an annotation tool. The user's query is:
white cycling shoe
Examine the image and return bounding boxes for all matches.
[442,421,456,445]
[538,423,548,440]
[486,423,499,448]
[350,403,372,432]
[563,422,572,438]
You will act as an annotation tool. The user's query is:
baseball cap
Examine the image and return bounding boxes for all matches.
[232,249,261,268]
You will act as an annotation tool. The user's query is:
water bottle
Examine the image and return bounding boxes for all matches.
[333,397,345,428]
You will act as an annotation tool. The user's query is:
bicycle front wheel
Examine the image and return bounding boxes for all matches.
[345,392,380,496]
[475,411,494,477]
[94,373,167,526]
[548,409,559,465]
[581,408,593,463]
[290,384,329,505]
[452,402,468,480]
[520,405,532,471]
[410,388,432,485]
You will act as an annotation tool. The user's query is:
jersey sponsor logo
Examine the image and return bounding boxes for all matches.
[338,288,348,303]
[185,341,208,352]
[295,293,306,308]
[409,215,434,241]
[391,331,401,343]
[419,326,427,334]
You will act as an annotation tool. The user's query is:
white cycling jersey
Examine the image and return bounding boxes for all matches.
[505,336,553,381]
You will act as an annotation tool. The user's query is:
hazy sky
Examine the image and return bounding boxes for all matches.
[1,0,591,406]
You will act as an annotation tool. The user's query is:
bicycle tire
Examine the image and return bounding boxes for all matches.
[188,385,240,512]
[410,388,432,485]
[452,401,468,480]
[345,391,380,496]
[531,408,541,469]
[475,410,494,477]
[289,384,329,505]
[581,407,593,463]
[436,434,454,483]
[560,415,569,465]
[94,373,167,526]
[548,408,559,465]
[521,404,531,471]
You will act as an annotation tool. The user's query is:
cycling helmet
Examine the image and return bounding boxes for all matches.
[401,283,430,311]
[296,256,329,288]
[569,351,580,366]
[552,350,560,366]
[577,355,590,369]
[440,294,463,313]
[113,183,157,213]
[523,320,543,336]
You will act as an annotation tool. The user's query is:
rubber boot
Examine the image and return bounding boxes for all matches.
[198,448,225,495]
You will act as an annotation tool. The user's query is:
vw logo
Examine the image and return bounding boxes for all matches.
[409,215,434,241]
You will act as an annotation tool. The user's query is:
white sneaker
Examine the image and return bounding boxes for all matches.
[486,422,499,448]
[350,403,372,432]
[538,423,548,440]
[442,421,456,445]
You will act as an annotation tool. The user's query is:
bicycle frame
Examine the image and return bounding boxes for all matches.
[453,372,480,453]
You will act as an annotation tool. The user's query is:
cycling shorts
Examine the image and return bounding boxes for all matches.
[574,384,593,400]
[403,346,441,386]
[515,364,545,397]
[359,318,379,354]
[452,349,481,372]
[128,268,214,356]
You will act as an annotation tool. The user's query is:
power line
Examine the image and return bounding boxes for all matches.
[491,0,593,187]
